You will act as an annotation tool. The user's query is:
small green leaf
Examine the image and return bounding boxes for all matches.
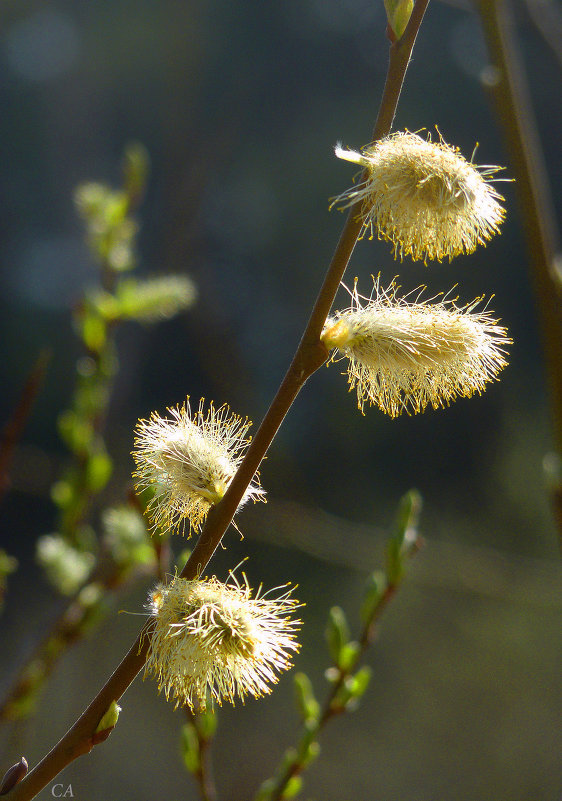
[293,672,320,722]
[283,776,303,799]
[325,606,350,663]
[386,489,422,582]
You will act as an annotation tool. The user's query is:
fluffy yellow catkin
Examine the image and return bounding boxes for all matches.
[321,279,511,417]
[144,573,301,710]
[332,130,506,262]
[132,398,264,536]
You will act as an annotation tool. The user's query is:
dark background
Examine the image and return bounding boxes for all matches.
[1,2,561,800]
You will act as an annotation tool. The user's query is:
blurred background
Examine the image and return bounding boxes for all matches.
[1,1,561,799]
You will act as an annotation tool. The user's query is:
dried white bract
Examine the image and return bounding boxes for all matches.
[321,279,511,417]
[144,573,301,710]
[132,399,264,536]
[332,130,506,262]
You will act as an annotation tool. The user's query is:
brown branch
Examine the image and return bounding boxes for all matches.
[3,4,430,798]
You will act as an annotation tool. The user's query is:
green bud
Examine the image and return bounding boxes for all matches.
[197,707,218,739]
[283,776,303,799]
[348,665,372,700]
[95,701,121,733]
[325,606,350,663]
[293,672,320,722]
[383,0,413,39]
[180,723,200,774]
[337,640,361,672]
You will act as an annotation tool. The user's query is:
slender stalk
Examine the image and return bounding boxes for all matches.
[263,534,423,801]
[3,5,430,798]
[475,0,562,547]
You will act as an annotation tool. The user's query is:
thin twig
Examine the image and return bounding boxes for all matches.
[263,535,424,801]
[2,4,430,798]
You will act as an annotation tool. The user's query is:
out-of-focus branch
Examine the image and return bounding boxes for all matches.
[0,351,50,504]
[475,0,562,547]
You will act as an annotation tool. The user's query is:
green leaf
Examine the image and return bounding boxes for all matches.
[325,606,350,663]
[386,489,422,583]
[293,672,320,722]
